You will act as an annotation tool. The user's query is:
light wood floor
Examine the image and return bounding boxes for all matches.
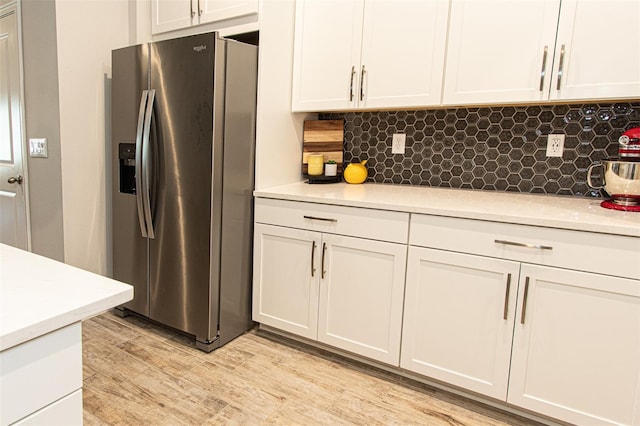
[82,312,544,425]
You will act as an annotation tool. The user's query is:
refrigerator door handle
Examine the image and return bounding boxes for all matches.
[135,90,149,238]
[141,89,156,239]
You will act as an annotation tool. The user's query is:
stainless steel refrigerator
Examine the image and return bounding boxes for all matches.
[110,32,257,352]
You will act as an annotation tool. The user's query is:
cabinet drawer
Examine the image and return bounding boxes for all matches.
[410,214,640,280]
[255,198,409,244]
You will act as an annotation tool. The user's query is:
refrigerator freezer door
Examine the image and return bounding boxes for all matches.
[112,44,150,316]
[148,33,218,340]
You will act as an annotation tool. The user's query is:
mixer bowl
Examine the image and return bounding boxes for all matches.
[587,160,640,205]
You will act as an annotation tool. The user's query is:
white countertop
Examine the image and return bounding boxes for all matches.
[254,182,640,237]
[0,244,133,351]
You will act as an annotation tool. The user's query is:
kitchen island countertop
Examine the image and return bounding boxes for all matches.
[0,244,133,351]
[254,182,640,238]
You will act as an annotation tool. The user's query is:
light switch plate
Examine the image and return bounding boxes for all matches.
[29,138,48,158]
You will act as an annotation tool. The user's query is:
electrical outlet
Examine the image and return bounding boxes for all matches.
[546,134,565,157]
[392,133,406,154]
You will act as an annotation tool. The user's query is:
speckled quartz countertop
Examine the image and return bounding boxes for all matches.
[254,182,640,238]
[0,244,133,351]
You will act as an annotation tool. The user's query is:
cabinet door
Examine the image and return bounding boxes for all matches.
[317,234,407,365]
[151,0,193,35]
[199,0,258,25]
[359,0,448,108]
[401,247,520,399]
[549,0,640,101]
[443,0,560,105]
[252,224,320,339]
[291,0,364,112]
[509,264,640,426]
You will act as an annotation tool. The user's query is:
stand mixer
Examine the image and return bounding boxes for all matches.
[587,127,640,212]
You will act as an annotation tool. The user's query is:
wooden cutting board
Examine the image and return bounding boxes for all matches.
[302,119,344,176]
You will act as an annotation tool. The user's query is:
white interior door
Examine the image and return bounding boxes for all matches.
[0,6,28,250]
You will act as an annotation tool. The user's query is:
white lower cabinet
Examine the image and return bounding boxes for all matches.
[253,198,409,365]
[318,234,406,363]
[509,264,640,426]
[405,213,640,425]
[253,199,640,425]
[401,247,520,400]
[252,224,319,340]
[0,323,82,426]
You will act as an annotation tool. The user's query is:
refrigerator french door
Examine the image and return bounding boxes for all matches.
[111,33,257,351]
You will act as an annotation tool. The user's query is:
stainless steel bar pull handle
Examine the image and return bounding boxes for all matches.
[190,0,196,17]
[520,277,530,324]
[321,242,327,279]
[311,241,316,277]
[135,90,149,238]
[539,46,548,91]
[494,240,553,251]
[142,89,156,239]
[503,273,512,320]
[303,215,338,223]
[360,65,366,101]
[198,0,202,16]
[349,66,355,102]
[556,44,566,90]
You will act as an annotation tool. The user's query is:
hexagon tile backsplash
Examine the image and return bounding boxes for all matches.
[320,101,640,197]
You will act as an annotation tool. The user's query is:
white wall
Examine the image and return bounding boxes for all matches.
[55,0,130,274]
[254,0,315,190]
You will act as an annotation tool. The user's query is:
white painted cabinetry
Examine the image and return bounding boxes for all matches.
[509,264,640,426]
[0,323,82,426]
[401,248,519,400]
[253,198,408,365]
[549,0,640,101]
[442,0,560,105]
[443,0,640,105]
[291,0,448,111]
[151,0,258,34]
[403,213,640,425]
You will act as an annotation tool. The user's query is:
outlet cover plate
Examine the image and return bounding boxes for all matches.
[392,133,406,154]
[546,134,565,157]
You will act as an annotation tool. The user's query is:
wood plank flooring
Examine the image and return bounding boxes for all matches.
[82,312,544,425]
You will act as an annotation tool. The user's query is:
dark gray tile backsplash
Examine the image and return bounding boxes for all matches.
[321,101,640,197]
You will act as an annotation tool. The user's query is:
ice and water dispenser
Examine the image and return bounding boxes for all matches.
[119,143,136,194]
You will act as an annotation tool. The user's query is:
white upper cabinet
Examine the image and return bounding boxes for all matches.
[443,0,640,106]
[291,0,449,112]
[443,0,561,105]
[291,0,364,111]
[151,0,258,35]
[550,0,640,101]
